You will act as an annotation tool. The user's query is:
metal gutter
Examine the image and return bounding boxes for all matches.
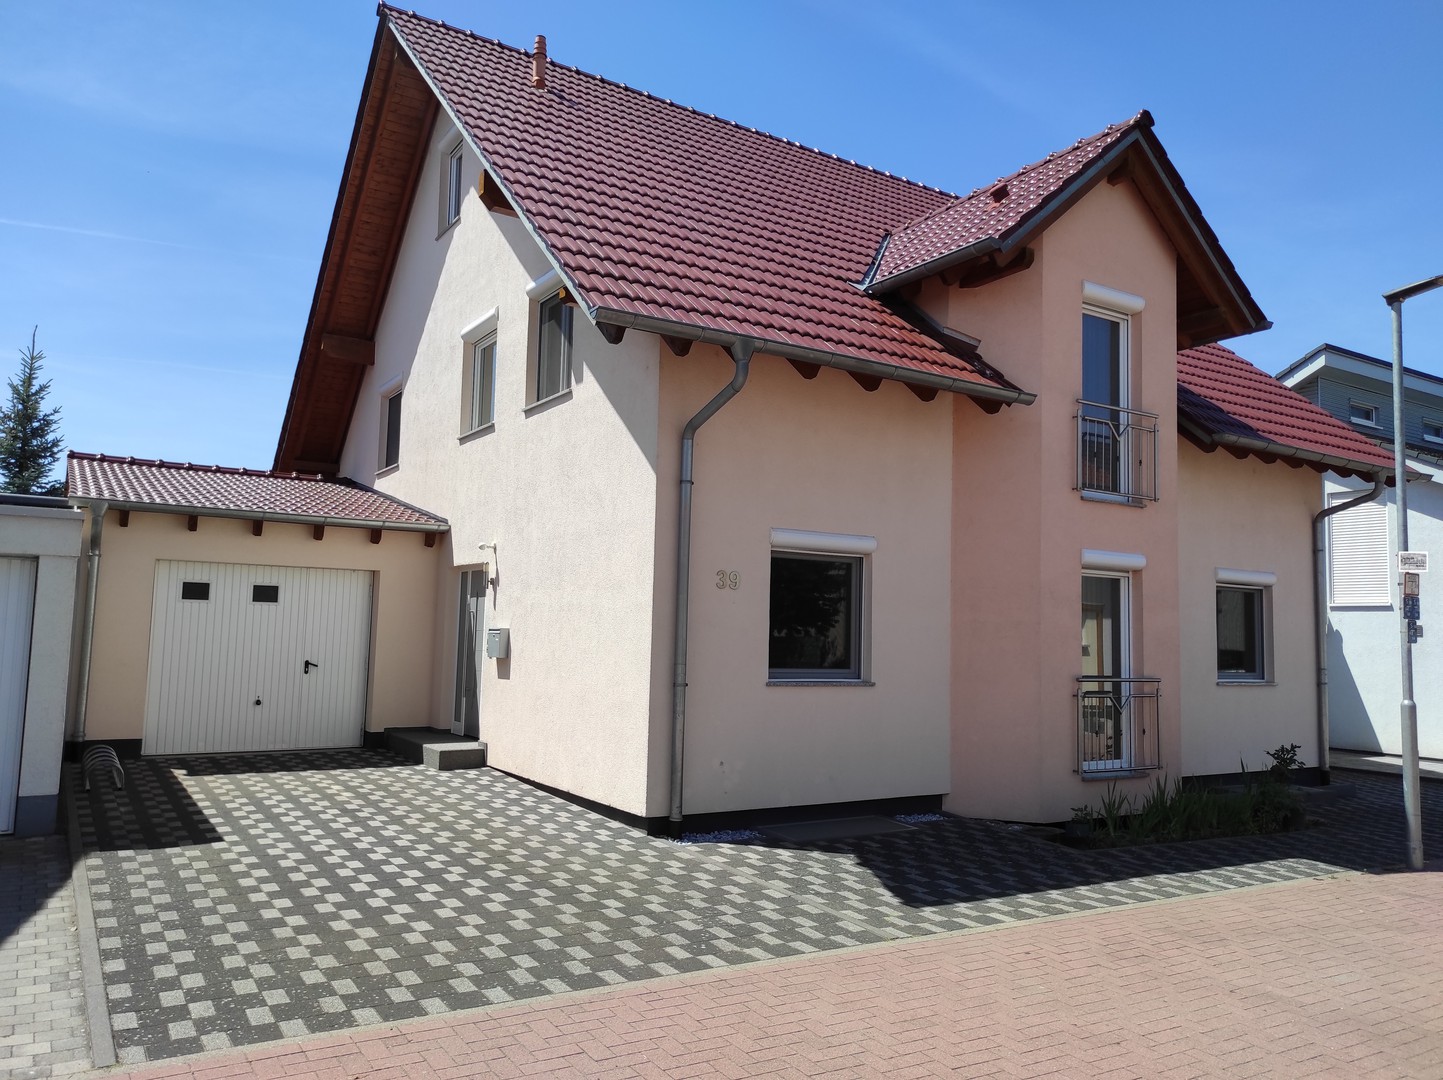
[0,492,70,509]
[1312,476,1387,783]
[1206,431,1398,481]
[68,499,449,534]
[592,307,1035,407]
[71,501,107,744]
[670,339,754,834]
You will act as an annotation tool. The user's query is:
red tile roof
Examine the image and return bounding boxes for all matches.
[871,117,1143,288]
[66,453,448,529]
[1177,345,1396,478]
[383,7,1027,398]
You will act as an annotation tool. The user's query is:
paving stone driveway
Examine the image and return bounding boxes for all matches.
[72,752,1443,1065]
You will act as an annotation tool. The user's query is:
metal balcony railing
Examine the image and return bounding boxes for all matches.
[1076,677,1161,776]
[1075,401,1159,501]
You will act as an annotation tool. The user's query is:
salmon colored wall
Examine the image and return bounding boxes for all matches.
[82,509,440,743]
[647,344,954,817]
[1177,443,1320,774]
[939,178,1182,822]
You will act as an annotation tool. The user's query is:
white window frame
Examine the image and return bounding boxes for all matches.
[531,290,573,407]
[1080,569,1133,771]
[459,308,499,438]
[1423,418,1443,445]
[1079,284,1142,502]
[440,140,465,233]
[1348,400,1379,428]
[1215,570,1274,684]
[378,376,404,474]
[767,529,875,684]
[1327,491,1391,607]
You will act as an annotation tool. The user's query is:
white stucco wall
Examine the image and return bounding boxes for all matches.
[0,503,82,834]
[339,115,664,817]
[1176,445,1320,775]
[1325,470,1443,758]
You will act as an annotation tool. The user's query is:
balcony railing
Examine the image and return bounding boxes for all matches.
[1075,401,1159,501]
[1075,677,1161,776]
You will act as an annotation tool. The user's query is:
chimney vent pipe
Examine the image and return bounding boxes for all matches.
[531,35,547,89]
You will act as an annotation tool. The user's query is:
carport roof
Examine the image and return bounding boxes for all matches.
[66,452,448,531]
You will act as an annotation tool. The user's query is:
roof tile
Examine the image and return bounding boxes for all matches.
[66,453,448,528]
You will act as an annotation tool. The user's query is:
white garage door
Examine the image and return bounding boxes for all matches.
[143,561,373,755]
[1,557,38,834]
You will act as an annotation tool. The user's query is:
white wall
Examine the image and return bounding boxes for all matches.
[0,504,82,834]
[1325,470,1443,758]
[339,114,664,817]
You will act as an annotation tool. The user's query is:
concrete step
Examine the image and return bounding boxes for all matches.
[385,728,487,770]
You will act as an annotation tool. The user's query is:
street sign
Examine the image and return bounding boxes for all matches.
[1405,572,1421,597]
[1405,596,1421,621]
[1399,551,1429,573]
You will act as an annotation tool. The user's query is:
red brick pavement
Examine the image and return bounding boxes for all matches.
[108,867,1443,1079]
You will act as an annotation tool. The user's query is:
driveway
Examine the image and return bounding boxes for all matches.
[71,752,1443,1065]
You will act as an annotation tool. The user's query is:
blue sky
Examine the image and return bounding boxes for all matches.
[4,0,1442,475]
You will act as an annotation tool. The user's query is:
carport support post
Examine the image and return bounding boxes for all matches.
[670,339,753,836]
[72,500,107,744]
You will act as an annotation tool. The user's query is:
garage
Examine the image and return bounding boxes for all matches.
[143,560,374,755]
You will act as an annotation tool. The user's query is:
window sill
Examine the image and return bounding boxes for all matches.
[1217,679,1275,687]
[766,679,875,688]
[524,388,573,416]
[1079,489,1149,508]
[459,423,495,445]
[375,464,399,479]
[1079,768,1154,781]
[1350,419,1380,430]
[436,217,460,241]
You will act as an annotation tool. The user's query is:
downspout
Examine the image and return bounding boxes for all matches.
[670,339,755,835]
[1312,475,1386,784]
[71,500,107,745]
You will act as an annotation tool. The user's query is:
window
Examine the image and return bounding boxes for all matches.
[1424,419,1443,444]
[443,141,464,230]
[1077,283,1155,501]
[535,293,573,402]
[180,581,210,601]
[1080,572,1131,770]
[1328,493,1390,606]
[379,387,402,471]
[769,552,863,680]
[466,337,496,433]
[1217,585,1267,681]
[1348,401,1378,427]
[251,585,279,604]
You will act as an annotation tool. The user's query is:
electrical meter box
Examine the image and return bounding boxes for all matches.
[486,627,510,659]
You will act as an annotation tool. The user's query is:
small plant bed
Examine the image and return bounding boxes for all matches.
[1059,747,1313,849]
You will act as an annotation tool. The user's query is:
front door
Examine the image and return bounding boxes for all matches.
[1080,573,1129,771]
[452,568,486,738]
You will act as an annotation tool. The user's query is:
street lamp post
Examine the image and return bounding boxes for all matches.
[1382,273,1443,872]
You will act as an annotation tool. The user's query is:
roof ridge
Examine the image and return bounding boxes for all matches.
[888,111,1149,237]
[68,450,327,482]
[382,5,959,201]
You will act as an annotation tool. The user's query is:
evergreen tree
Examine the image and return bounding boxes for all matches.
[0,328,65,495]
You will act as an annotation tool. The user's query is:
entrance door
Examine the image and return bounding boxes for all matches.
[452,568,486,737]
[1080,572,1129,770]
[0,558,37,834]
[143,561,373,755]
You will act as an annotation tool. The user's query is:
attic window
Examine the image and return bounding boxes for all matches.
[1424,419,1443,444]
[442,141,464,231]
[1348,401,1378,428]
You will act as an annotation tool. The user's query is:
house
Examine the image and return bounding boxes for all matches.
[64,6,1396,831]
[1278,343,1443,760]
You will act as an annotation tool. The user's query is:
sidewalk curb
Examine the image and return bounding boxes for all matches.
[63,768,117,1070]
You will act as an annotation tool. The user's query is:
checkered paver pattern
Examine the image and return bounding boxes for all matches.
[0,835,90,1078]
[72,753,1443,1065]
[110,861,1443,1080]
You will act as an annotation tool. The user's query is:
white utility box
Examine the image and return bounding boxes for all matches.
[486,627,510,659]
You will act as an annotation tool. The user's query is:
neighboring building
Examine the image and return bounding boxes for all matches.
[0,494,81,836]
[1279,344,1443,759]
[64,7,1395,829]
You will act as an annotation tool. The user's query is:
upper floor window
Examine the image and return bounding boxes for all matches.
[1423,419,1443,444]
[442,141,465,231]
[1216,583,1269,682]
[1076,284,1156,502]
[1348,401,1378,427]
[379,385,403,472]
[1327,492,1389,606]
[535,292,573,402]
[467,337,497,433]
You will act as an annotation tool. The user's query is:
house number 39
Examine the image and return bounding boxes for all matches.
[716,570,739,591]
